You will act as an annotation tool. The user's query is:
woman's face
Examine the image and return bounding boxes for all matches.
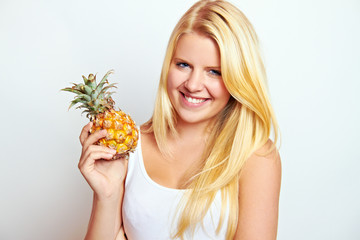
[167,33,231,126]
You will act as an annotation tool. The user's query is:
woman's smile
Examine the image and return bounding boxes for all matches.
[181,92,209,105]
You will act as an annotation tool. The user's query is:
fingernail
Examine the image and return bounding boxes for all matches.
[110,149,117,154]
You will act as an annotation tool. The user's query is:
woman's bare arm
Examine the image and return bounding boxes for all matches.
[78,122,128,240]
[85,191,124,240]
[234,140,282,240]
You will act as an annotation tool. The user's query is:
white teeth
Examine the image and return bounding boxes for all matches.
[184,95,206,104]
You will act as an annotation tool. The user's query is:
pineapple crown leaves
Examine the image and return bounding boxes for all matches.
[61,70,118,120]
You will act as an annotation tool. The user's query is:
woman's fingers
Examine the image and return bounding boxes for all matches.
[80,145,116,164]
[79,122,93,146]
[82,129,108,152]
[79,146,117,170]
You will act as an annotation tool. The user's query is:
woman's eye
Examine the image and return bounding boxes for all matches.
[209,69,221,76]
[176,62,189,68]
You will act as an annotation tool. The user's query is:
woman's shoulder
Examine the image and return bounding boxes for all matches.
[139,124,155,146]
[245,139,281,172]
[139,124,162,161]
[239,139,281,191]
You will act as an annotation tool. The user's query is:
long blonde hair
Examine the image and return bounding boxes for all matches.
[145,0,279,239]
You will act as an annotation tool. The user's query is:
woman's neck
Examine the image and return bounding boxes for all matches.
[173,119,211,143]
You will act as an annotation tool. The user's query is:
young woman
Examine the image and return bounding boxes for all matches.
[78,0,281,239]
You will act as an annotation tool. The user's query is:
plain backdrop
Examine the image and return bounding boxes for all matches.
[0,0,359,239]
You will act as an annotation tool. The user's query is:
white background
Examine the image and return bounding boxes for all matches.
[0,0,359,239]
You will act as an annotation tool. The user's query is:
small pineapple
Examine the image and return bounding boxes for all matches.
[62,70,138,159]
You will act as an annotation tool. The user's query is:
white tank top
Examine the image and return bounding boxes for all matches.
[122,134,229,240]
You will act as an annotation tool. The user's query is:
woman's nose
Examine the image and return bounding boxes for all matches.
[184,70,204,92]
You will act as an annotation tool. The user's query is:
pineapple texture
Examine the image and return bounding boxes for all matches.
[92,109,138,158]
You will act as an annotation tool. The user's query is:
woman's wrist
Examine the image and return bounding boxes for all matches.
[94,184,124,203]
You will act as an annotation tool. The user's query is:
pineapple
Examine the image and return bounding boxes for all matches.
[62,70,138,159]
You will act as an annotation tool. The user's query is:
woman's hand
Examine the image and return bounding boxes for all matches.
[78,122,128,200]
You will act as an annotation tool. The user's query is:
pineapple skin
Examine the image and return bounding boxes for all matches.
[91,109,139,159]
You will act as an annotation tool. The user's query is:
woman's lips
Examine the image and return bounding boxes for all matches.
[180,92,210,106]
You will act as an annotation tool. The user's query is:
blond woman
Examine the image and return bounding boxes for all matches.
[78,0,281,239]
